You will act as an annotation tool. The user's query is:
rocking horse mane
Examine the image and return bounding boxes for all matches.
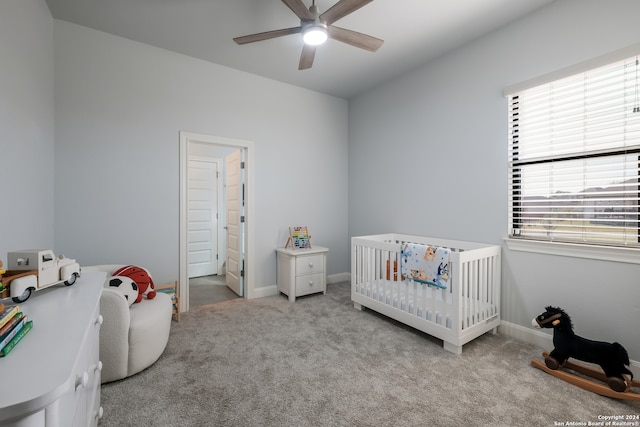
[543,306,574,330]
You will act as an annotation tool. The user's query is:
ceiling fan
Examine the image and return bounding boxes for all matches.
[233,0,383,70]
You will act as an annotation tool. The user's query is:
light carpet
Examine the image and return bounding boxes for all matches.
[100,282,639,426]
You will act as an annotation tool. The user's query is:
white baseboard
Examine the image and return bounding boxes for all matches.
[250,284,278,299]
[499,320,640,379]
[327,272,350,284]
[251,272,349,299]
[498,320,553,349]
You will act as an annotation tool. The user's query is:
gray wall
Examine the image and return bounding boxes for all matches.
[52,21,349,288]
[4,0,639,361]
[0,0,54,257]
[348,0,640,358]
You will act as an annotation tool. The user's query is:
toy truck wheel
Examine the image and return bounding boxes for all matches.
[12,288,32,303]
[64,272,78,286]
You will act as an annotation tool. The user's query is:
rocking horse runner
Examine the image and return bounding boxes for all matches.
[530,306,639,401]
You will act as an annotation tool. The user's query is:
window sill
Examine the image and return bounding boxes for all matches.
[504,238,640,264]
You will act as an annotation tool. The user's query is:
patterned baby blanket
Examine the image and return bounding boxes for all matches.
[400,243,450,289]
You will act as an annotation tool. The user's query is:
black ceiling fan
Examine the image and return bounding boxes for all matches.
[233,0,383,70]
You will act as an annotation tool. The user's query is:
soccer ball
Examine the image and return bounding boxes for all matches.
[107,276,138,307]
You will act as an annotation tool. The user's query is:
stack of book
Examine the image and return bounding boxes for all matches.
[0,303,33,357]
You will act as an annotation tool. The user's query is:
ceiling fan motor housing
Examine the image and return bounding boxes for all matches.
[302,4,328,45]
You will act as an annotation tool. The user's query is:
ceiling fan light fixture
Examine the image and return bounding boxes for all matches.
[303,23,328,46]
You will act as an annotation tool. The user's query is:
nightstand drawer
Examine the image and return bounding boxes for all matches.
[295,255,324,275]
[295,273,325,297]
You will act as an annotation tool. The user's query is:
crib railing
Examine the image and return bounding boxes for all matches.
[457,247,501,331]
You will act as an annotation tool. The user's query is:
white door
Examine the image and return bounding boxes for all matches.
[225,150,243,296]
[188,159,219,278]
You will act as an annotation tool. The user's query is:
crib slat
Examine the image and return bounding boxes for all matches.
[483,257,489,318]
[375,248,380,298]
[471,260,476,330]
[419,277,427,319]
[429,284,437,323]
[460,262,465,330]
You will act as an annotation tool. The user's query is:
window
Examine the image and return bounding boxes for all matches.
[507,52,640,248]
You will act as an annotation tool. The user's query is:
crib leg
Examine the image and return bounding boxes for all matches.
[443,341,462,355]
[354,302,363,311]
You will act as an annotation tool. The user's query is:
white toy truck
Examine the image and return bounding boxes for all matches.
[4,250,80,303]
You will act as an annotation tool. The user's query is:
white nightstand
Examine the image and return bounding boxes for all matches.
[276,246,329,302]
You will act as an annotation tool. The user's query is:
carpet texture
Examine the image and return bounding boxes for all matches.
[100,282,639,426]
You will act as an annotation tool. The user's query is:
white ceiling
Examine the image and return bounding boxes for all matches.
[44,0,554,99]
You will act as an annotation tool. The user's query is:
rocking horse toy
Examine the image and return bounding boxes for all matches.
[530,306,639,401]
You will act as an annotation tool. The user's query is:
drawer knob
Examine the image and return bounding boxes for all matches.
[76,371,89,389]
[308,262,314,268]
[96,406,104,420]
[308,281,313,287]
[95,361,103,373]
[95,315,104,326]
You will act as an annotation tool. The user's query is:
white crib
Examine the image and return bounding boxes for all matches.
[351,233,501,354]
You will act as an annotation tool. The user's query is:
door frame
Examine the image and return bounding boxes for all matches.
[179,131,255,312]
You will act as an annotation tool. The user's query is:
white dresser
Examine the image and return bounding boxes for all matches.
[276,246,328,302]
[0,271,105,427]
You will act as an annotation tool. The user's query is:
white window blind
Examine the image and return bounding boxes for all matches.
[507,55,640,247]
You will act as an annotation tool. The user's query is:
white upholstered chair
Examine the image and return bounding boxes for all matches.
[83,264,173,383]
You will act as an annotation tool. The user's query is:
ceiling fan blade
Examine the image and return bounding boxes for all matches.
[233,27,301,45]
[320,0,374,25]
[281,0,314,20]
[299,44,316,70]
[327,26,383,52]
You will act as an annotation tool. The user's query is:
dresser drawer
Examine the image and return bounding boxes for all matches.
[71,304,102,427]
[295,272,325,297]
[295,255,324,275]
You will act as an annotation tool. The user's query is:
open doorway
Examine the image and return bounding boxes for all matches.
[187,149,236,307]
[179,132,255,313]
